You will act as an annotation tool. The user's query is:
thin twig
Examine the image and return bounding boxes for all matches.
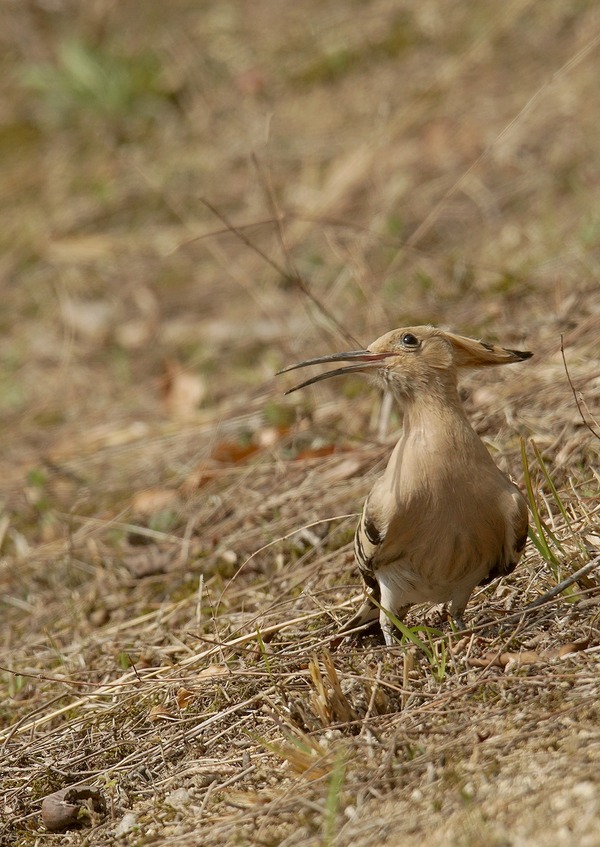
[199,196,360,347]
[560,334,600,440]
[487,557,600,630]
[524,556,599,609]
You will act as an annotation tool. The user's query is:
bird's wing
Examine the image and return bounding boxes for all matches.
[354,496,389,592]
[479,486,529,585]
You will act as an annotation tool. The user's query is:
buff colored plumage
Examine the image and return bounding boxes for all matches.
[280,325,531,645]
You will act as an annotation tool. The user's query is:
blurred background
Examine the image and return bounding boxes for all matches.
[1,0,599,615]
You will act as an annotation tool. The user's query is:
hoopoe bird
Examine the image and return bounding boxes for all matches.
[280,326,532,645]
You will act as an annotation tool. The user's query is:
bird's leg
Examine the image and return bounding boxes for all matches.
[379,605,411,646]
[449,596,469,631]
[378,583,411,646]
[451,612,467,631]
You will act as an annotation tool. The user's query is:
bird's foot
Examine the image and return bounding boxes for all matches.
[450,612,467,631]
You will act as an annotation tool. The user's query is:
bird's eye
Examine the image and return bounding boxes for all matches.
[401,332,419,348]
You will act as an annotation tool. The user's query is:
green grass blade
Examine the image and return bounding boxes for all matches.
[324,752,346,846]
[536,513,567,556]
[370,597,432,658]
[521,437,560,575]
[531,441,571,523]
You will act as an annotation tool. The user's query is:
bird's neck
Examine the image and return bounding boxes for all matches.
[399,388,475,446]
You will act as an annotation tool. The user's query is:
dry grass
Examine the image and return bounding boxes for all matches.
[1,1,599,845]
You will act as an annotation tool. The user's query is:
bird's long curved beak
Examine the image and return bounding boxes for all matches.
[278,349,393,395]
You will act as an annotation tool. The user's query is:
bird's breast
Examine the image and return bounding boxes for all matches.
[363,458,522,590]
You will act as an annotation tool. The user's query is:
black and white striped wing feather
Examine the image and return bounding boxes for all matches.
[353,497,385,594]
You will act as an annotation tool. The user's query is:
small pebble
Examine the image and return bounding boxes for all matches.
[115,813,138,836]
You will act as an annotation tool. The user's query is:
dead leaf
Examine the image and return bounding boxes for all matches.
[131,487,179,515]
[180,462,221,493]
[161,360,206,419]
[148,705,177,722]
[196,663,229,681]
[553,638,590,658]
[467,639,591,669]
[176,687,195,709]
[211,440,259,463]
[466,654,503,668]
[180,438,262,492]
[123,548,174,578]
[295,445,340,460]
[466,652,539,669]
[256,728,333,780]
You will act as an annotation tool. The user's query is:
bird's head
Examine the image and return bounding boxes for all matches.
[279,326,532,400]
